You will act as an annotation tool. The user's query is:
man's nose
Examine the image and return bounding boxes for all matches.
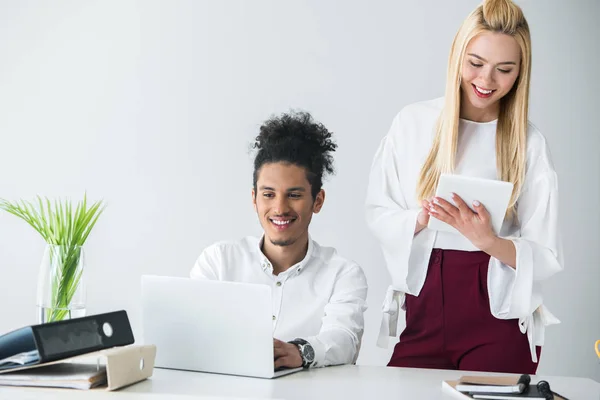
[273,196,291,215]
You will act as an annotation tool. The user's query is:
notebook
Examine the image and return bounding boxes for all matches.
[442,376,569,400]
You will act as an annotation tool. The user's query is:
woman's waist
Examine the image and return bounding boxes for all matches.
[433,230,481,251]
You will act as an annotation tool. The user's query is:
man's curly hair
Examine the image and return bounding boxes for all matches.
[252,111,337,199]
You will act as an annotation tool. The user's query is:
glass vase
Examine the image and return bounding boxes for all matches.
[36,244,87,324]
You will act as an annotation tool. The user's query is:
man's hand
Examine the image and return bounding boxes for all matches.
[273,339,302,369]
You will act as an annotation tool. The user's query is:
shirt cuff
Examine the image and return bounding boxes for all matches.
[304,336,326,368]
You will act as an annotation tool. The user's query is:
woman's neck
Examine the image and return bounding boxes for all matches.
[460,95,500,123]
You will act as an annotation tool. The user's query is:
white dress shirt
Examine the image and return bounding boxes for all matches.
[366,97,564,362]
[190,236,368,368]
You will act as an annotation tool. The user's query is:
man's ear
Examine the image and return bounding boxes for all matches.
[312,189,325,214]
[251,188,257,212]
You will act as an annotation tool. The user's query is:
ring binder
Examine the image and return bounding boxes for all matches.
[0,310,135,371]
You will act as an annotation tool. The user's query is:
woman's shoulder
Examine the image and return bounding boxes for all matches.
[526,121,547,148]
[396,96,444,120]
[387,97,443,140]
[525,121,557,179]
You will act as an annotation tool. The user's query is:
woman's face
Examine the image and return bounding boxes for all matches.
[460,31,521,120]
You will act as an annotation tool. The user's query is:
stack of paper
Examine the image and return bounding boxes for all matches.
[0,363,107,390]
[0,350,40,369]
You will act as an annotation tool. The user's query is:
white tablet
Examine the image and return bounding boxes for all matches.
[427,174,514,235]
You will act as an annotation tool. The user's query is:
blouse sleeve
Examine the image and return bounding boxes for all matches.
[365,113,436,346]
[488,168,564,320]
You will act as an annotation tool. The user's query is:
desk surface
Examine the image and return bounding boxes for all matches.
[1,365,599,400]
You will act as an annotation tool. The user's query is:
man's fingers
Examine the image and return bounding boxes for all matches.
[274,356,290,370]
[273,347,287,359]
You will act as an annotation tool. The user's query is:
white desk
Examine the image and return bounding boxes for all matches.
[1,365,599,399]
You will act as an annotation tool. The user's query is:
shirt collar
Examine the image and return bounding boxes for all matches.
[257,234,314,277]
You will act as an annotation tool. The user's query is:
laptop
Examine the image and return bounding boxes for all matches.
[140,275,303,379]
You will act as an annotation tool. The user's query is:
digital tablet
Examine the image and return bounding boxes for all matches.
[427,174,514,235]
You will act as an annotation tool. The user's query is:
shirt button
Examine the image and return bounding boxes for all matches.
[276,282,282,287]
[272,315,276,321]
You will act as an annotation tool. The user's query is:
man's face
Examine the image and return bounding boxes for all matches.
[252,162,324,247]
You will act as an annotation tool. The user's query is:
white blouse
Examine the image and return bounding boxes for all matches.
[365,97,564,362]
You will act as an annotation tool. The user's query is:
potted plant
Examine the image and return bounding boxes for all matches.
[0,194,105,323]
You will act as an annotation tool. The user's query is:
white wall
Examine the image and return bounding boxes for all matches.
[0,0,598,381]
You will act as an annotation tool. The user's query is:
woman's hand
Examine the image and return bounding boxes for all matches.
[429,193,497,251]
[415,199,432,234]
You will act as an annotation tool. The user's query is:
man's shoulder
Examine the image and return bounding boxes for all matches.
[202,236,260,259]
[310,240,365,276]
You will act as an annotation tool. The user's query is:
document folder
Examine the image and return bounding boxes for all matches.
[0,310,135,371]
[0,344,156,391]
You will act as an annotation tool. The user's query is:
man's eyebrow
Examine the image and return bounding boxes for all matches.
[258,186,307,191]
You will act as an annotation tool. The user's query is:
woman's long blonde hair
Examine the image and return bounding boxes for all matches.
[416,0,531,219]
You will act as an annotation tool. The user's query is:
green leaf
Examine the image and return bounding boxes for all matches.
[0,194,105,323]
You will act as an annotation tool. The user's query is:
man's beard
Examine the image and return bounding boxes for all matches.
[269,237,295,247]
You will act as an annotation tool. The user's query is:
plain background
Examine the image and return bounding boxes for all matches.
[0,0,598,381]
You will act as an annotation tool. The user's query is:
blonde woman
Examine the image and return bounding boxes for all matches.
[366,0,563,374]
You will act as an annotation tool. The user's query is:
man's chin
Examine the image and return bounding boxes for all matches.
[269,237,295,247]
[264,231,297,247]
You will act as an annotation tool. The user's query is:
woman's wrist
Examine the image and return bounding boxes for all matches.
[476,234,499,252]
[415,215,427,234]
[478,236,517,269]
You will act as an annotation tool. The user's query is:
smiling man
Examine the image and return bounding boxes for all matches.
[190,111,368,370]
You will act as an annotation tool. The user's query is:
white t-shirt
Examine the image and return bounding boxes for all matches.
[365,97,564,362]
[190,236,368,368]
[435,116,511,250]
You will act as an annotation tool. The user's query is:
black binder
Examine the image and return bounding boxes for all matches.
[0,310,134,371]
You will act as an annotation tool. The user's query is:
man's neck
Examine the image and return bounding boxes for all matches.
[262,233,309,276]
